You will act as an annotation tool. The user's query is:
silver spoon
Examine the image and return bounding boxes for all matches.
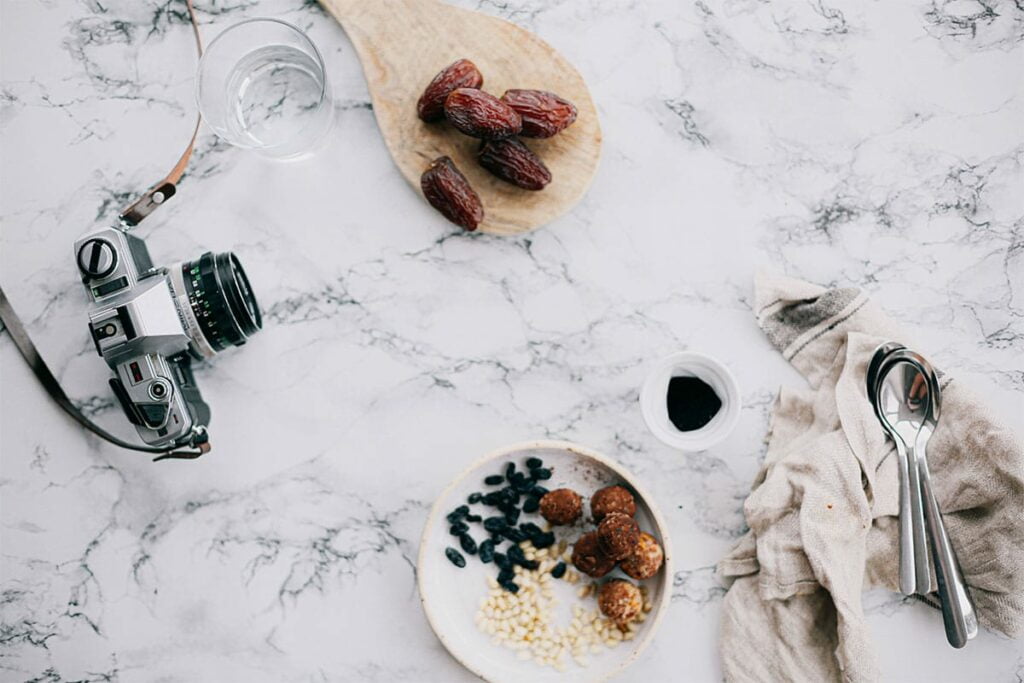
[878,351,978,647]
[866,342,918,595]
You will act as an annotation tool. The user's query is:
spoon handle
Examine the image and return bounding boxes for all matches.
[893,440,917,595]
[917,453,979,648]
[903,443,931,593]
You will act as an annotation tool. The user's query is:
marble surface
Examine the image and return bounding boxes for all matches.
[1,0,1022,680]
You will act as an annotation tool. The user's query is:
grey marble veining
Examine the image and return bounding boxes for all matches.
[1,0,1022,681]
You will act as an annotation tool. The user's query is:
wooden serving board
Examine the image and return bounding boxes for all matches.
[319,0,602,236]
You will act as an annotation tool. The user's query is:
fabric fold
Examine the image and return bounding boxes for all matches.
[719,272,1024,682]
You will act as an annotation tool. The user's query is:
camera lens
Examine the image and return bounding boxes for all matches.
[177,252,262,356]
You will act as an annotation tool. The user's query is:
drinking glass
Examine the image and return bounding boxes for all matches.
[197,18,333,159]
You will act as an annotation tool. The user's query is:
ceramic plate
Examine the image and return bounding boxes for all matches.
[417,440,672,682]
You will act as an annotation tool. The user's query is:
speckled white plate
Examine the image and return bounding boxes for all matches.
[417,440,672,683]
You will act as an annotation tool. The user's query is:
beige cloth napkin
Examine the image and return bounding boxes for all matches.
[718,272,1024,682]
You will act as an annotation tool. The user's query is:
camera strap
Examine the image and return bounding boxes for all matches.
[0,0,210,462]
[120,0,202,227]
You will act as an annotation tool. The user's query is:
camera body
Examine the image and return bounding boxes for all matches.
[74,226,261,449]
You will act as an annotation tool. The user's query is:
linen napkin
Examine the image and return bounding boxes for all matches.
[718,272,1024,682]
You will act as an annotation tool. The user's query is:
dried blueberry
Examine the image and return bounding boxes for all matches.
[498,567,515,583]
[502,527,527,543]
[479,539,495,563]
[519,522,542,535]
[459,534,477,555]
[526,457,543,469]
[445,547,466,568]
[522,496,540,513]
[504,508,521,526]
[467,492,483,504]
[484,517,507,533]
[494,552,510,570]
[530,485,549,497]
[508,545,526,564]
[533,468,552,480]
[449,521,469,536]
[446,510,465,524]
[551,561,567,579]
[482,491,502,506]
[531,531,555,549]
[465,514,482,523]
[484,474,504,486]
[511,472,533,493]
[500,580,520,594]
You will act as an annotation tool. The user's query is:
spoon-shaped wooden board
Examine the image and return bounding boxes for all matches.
[319,0,602,236]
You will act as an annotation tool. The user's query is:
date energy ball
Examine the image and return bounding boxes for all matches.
[598,579,643,626]
[619,531,664,580]
[571,531,617,578]
[590,485,636,523]
[539,488,583,526]
[597,512,640,561]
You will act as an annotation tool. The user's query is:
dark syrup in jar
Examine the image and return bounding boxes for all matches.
[666,375,721,432]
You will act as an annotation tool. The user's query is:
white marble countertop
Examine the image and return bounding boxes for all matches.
[2,0,1022,680]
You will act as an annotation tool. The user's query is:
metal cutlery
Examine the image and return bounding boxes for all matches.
[868,345,978,647]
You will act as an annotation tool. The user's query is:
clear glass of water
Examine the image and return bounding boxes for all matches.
[197,18,333,160]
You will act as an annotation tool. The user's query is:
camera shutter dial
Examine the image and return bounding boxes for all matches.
[77,238,118,279]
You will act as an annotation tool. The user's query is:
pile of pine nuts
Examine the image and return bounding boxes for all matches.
[474,540,654,670]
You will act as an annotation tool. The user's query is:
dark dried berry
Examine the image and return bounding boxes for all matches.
[482,491,502,506]
[479,539,495,563]
[444,88,522,139]
[531,531,556,549]
[494,552,510,570]
[533,468,552,481]
[446,509,465,524]
[502,527,528,543]
[504,508,521,526]
[498,567,515,583]
[530,485,549,497]
[500,89,578,138]
[449,521,469,536]
[445,547,466,568]
[526,457,543,469]
[477,138,552,191]
[420,156,484,231]
[519,522,542,536]
[551,561,567,579]
[459,534,478,555]
[484,475,504,486]
[500,580,520,594]
[484,516,508,532]
[465,513,482,523]
[468,492,483,504]
[417,59,484,122]
[510,472,532,492]
[505,462,516,480]
[455,505,469,515]
[508,545,526,564]
[490,532,503,543]
[523,496,540,513]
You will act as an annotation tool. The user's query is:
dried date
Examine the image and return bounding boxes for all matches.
[500,89,577,138]
[444,88,522,139]
[420,156,484,231]
[477,138,551,191]
[417,59,483,122]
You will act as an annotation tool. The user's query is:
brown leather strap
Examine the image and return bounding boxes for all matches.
[119,0,203,226]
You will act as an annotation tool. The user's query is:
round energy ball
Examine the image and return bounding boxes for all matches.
[598,579,643,626]
[619,531,664,580]
[590,485,636,523]
[539,488,583,526]
[597,512,640,561]
[571,531,616,578]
